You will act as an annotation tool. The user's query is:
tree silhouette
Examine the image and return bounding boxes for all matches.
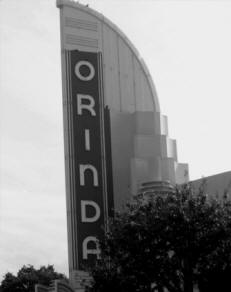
[0,265,67,292]
[89,184,231,292]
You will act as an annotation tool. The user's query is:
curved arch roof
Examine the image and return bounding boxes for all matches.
[57,0,160,113]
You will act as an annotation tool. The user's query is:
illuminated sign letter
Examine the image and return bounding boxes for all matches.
[82,236,100,260]
[79,164,99,186]
[77,94,96,116]
[81,200,100,223]
[75,60,95,81]
[84,129,90,151]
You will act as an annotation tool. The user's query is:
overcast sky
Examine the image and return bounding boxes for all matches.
[1,0,231,280]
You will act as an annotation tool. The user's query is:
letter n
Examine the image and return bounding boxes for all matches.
[79,164,99,186]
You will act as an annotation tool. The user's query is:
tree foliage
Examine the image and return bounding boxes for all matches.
[0,265,67,292]
[89,184,231,292]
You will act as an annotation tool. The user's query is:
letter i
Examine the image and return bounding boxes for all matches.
[85,129,90,151]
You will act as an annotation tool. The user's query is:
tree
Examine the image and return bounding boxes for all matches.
[88,184,231,292]
[0,265,67,292]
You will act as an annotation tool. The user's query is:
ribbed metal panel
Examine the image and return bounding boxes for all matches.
[65,17,98,31]
[66,34,98,48]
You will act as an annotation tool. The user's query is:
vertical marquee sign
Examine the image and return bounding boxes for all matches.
[64,49,114,270]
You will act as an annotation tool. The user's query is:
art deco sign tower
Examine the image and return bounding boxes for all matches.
[57,0,188,288]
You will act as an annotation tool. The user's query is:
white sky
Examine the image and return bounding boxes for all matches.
[0,0,231,280]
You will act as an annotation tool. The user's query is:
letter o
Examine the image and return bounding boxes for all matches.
[75,61,95,81]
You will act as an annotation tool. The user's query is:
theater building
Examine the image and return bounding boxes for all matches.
[56,0,188,290]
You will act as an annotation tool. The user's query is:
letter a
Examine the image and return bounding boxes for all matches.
[82,236,101,260]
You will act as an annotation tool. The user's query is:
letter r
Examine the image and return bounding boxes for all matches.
[77,94,96,116]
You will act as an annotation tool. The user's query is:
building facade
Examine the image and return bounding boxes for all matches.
[56,0,188,288]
